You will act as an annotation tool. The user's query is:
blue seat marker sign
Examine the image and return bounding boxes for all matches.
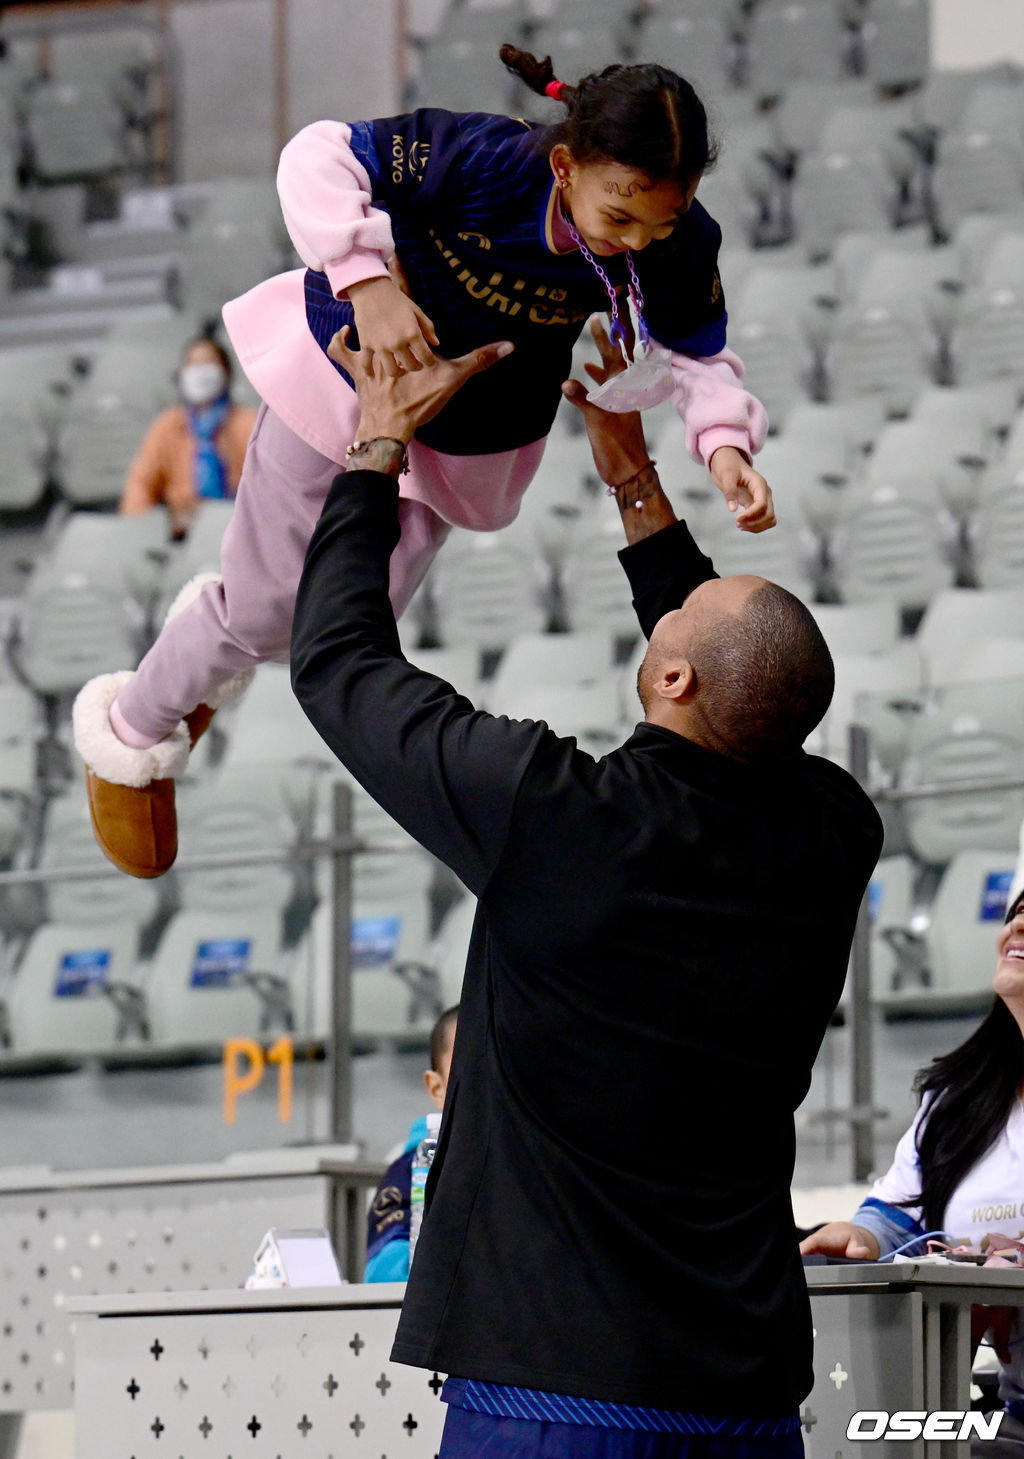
[54,948,111,998]
[351,916,401,969]
[980,870,1014,922]
[191,938,252,988]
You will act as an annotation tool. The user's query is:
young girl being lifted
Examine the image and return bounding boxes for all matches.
[74,46,774,878]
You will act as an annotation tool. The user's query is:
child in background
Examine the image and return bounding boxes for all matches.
[74,47,773,880]
[365,1005,458,1283]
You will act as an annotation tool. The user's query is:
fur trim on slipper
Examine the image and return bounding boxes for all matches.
[72,672,190,788]
[204,665,255,710]
[163,571,221,628]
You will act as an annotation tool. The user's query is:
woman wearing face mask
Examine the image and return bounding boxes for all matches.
[119,332,257,538]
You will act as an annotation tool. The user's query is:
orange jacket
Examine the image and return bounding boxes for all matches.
[119,402,257,532]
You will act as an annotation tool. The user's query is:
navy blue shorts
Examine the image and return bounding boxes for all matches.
[439,1405,806,1459]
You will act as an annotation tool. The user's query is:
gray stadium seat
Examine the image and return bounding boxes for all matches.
[633,13,733,96]
[56,392,157,507]
[972,479,1024,590]
[485,628,614,714]
[783,396,886,461]
[771,79,875,159]
[793,151,897,262]
[23,79,129,184]
[528,22,628,87]
[900,704,1024,865]
[831,485,956,613]
[915,586,1024,687]
[911,381,1018,446]
[820,640,924,773]
[960,79,1024,142]
[920,849,1019,1012]
[431,531,547,650]
[296,882,440,1047]
[859,0,930,87]
[562,512,648,639]
[727,314,814,429]
[217,662,338,776]
[750,434,850,538]
[826,302,937,416]
[932,132,1024,238]
[951,284,1024,387]
[863,418,987,521]
[31,508,171,611]
[489,678,624,759]
[3,805,156,1059]
[141,772,296,1048]
[10,579,143,700]
[692,509,819,602]
[0,410,51,512]
[809,600,901,657]
[744,0,847,94]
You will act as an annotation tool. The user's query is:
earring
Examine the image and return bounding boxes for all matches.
[557,176,568,189]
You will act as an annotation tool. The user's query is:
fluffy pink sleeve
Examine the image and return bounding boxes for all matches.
[664,346,770,467]
[277,120,394,298]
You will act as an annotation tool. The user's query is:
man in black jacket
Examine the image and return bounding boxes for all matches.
[290,325,883,1459]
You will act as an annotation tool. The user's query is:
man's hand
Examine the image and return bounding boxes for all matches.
[563,318,676,542]
[709,446,776,533]
[561,316,650,487]
[329,325,514,449]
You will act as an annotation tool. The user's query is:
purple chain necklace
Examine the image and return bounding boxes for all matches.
[564,215,652,354]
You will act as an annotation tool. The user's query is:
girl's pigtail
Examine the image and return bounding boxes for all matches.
[499,44,575,107]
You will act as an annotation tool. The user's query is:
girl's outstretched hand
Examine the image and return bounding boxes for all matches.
[347,272,440,378]
[708,445,776,533]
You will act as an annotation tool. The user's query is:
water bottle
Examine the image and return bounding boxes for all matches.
[409,1111,442,1265]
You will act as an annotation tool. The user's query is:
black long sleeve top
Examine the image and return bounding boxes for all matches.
[291,473,883,1416]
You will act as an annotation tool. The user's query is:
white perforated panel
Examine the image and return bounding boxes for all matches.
[74,1304,445,1459]
[0,1176,332,1410]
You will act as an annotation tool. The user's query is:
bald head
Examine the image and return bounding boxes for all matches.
[638,575,834,761]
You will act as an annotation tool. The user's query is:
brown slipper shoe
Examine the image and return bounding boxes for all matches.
[85,767,178,879]
[73,672,191,880]
[184,702,216,749]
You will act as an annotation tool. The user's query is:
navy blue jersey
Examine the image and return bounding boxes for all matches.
[304,109,727,455]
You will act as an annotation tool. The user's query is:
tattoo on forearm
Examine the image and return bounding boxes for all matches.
[346,438,408,477]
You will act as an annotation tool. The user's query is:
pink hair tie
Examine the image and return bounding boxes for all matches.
[545,79,566,101]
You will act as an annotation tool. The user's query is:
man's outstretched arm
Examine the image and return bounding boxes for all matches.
[290,333,556,896]
[562,320,722,639]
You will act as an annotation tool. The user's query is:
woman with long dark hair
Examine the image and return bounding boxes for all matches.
[802,887,1024,1441]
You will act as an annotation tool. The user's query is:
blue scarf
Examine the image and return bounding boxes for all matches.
[187,394,232,500]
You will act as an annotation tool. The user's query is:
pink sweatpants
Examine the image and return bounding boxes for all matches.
[114,403,542,745]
